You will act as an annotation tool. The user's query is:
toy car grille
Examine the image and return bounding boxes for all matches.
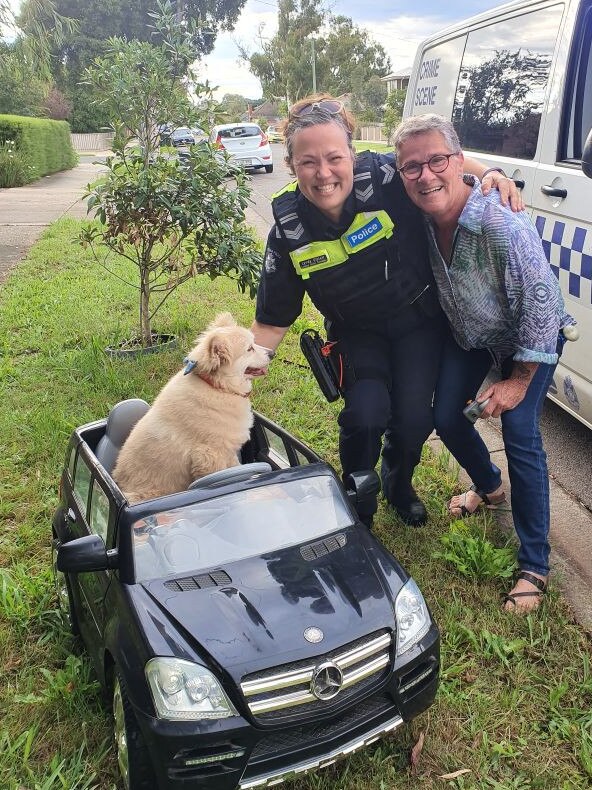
[240,629,392,720]
[247,691,394,761]
[163,570,231,591]
[300,533,346,561]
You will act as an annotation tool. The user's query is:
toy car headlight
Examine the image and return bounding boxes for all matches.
[146,658,238,720]
[394,578,431,656]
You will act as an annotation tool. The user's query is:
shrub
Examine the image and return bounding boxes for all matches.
[0,139,32,187]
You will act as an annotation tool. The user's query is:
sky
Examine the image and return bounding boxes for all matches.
[4,0,508,99]
[199,0,509,99]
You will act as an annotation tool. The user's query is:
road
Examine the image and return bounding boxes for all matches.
[245,144,592,513]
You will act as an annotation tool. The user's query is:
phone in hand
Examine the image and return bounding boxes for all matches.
[463,398,490,423]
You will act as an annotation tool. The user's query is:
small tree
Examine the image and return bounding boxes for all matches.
[382,88,406,144]
[79,0,262,348]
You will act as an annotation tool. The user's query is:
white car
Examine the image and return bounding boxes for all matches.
[210,122,274,173]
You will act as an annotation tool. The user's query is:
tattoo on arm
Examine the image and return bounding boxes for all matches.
[511,361,538,384]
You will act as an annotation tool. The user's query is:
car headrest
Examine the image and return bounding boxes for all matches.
[95,399,150,473]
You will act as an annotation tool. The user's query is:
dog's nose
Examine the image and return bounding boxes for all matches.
[262,347,275,360]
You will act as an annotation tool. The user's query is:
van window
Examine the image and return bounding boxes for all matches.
[452,4,563,159]
[561,4,592,161]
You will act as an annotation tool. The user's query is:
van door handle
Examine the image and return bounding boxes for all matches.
[541,185,567,198]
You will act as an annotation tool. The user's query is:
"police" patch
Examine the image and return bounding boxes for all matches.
[346,217,383,248]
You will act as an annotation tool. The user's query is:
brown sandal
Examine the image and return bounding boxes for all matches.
[449,484,506,517]
[503,571,547,612]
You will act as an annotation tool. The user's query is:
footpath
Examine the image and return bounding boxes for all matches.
[0,157,102,282]
[1,158,591,632]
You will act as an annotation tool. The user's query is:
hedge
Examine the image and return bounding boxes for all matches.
[0,115,78,183]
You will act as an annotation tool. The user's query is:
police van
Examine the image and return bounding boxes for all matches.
[403,0,592,430]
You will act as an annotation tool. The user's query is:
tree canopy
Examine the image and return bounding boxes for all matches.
[246,0,390,108]
[16,0,249,131]
[0,0,76,117]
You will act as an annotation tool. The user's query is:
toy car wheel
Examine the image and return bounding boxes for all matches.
[265,164,274,173]
[52,537,79,635]
[113,672,154,790]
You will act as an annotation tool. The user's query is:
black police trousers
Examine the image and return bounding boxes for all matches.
[334,316,446,519]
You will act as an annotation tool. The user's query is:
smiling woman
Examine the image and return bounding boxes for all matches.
[393,112,576,614]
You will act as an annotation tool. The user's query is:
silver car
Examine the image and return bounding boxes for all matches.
[210,122,274,173]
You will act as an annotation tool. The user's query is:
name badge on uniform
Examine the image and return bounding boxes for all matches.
[300,252,330,269]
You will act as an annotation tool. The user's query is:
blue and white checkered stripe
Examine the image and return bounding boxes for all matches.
[535,215,592,305]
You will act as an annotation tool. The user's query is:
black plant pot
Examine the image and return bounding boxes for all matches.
[105,333,178,360]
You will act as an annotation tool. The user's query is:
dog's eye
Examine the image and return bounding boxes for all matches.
[247,345,255,352]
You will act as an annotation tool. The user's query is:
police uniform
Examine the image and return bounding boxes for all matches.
[256,151,446,521]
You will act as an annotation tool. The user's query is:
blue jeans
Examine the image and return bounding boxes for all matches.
[433,336,563,577]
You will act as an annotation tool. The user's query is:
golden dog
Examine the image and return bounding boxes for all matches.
[112,313,273,503]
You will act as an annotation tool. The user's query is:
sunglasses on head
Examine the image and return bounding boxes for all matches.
[289,99,344,118]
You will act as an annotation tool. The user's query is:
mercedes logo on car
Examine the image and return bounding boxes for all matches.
[303,626,324,644]
[310,661,344,701]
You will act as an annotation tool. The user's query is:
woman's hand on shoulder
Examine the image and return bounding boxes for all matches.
[481,171,524,212]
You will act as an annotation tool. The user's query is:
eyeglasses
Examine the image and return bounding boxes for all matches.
[289,99,344,118]
[398,152,460,180]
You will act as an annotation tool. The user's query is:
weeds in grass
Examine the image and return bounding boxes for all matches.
[577,727,592,777]
[0,564,54,632]
[14,654,100,710]
[433,520,517,580]
[0,726,108,789]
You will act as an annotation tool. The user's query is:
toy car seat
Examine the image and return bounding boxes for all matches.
[95,399,150,473]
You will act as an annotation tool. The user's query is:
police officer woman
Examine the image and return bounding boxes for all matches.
[251,95,519,528]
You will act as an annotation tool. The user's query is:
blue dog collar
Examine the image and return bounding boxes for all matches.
[183,357,197,375]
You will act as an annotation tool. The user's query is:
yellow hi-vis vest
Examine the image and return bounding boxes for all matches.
[271,182,394,280]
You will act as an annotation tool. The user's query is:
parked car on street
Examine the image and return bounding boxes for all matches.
[191,126,207,143]
[53,401,440,790]
[266,124,283,143]
[210,122,274,173]
[170,126,195,148]
[157,123,173,146]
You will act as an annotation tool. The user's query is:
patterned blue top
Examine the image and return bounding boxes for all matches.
[424,177,574,367]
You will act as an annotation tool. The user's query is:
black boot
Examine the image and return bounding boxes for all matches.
[392,497,427,527]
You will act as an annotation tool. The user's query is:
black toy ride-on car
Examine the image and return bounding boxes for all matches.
[53,400,440,790]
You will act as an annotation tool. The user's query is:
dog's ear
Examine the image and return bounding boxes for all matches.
[208,336,232,370]
[193,333,231,373]
[209,312,237,330]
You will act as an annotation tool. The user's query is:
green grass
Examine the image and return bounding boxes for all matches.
[354,140,392,153]
[1,218,591,789]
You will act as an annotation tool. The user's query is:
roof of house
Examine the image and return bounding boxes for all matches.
[381,68,412,81]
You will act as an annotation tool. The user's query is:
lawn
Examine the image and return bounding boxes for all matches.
[0,218,591,789]
[354,139,392,153]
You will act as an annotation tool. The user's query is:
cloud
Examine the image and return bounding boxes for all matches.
[362,14,454,71]
[201,5,278,100]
